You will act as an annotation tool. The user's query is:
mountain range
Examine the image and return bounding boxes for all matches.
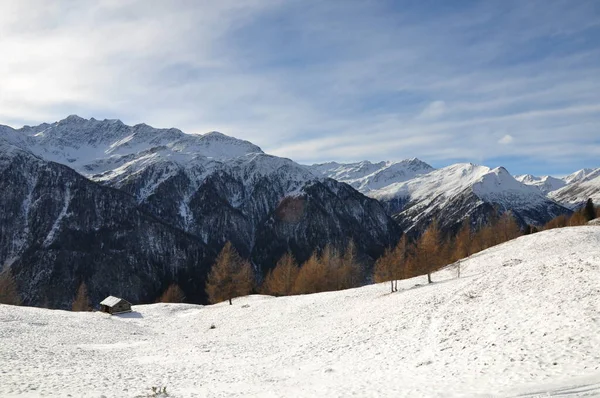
[1,115,597,308]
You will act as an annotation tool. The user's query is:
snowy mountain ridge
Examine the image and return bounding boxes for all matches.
[549,168,600,208]
[309,158,435,192]
[514,174,567,195]
[1,115,324,207]
[364,163,569,233]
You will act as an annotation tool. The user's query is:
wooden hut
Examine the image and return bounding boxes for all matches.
[99,296,132,315]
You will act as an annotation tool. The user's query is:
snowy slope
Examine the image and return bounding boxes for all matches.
[309,158,434,192]
[514,174,567,194]
[1,226,599,397]
[550,168,600,208]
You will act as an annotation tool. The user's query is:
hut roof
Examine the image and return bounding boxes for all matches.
[100,296,127,307]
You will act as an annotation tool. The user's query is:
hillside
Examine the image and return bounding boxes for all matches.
[1,226,599,397]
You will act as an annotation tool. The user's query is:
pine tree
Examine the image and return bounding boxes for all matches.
[159,283,186,303]
[584,198,596,221]
[206,242,255,305]
[261,252,299,296]
[0,268,21,306]
[72,282,91,311]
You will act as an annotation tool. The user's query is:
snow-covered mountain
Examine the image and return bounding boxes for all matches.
[514,174,567,194]
[513,168,600,208]
[369,163,570,234]
[311,160,571,234]
[549,168,600,208]
[0,116,401,307]
[309,158,434,192]
[2,226,599,397]
[563,168,597,184]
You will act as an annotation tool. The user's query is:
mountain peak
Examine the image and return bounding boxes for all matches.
[61,114,87,124]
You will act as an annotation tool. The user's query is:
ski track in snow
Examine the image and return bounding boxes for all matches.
[0,227,599,397]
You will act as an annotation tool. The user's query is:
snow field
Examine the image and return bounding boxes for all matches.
[0,226,599,397]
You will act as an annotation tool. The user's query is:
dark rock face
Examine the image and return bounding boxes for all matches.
[0,149,212,309]
[252,179,402,273]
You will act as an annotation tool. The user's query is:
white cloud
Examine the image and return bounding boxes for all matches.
[417,101,446,120]
[498,135,514,145]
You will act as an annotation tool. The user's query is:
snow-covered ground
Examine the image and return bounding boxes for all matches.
[1,227,599,397]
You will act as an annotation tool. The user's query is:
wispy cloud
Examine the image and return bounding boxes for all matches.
[0,0,599,175]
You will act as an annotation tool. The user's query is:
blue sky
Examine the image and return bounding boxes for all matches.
[1,0,599,176]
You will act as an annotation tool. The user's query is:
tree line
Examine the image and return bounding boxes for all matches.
[542,198,599,230]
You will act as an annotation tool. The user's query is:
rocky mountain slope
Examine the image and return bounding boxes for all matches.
[0,117,401,307]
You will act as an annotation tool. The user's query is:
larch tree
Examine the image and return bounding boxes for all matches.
[72,282,91,311]
[453,217,472,261]
[159,283,186,303]
[543,214,569,230]
[374,247,396,292]
[569,211,587,226]
[415,220,442,284]
[261,251,299,296]
[338,239,362,290]
[391,235,411,291]
[293,251,326,294]
[206,242,255,305]
[497,211,521,243]
[0,268,21,306]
